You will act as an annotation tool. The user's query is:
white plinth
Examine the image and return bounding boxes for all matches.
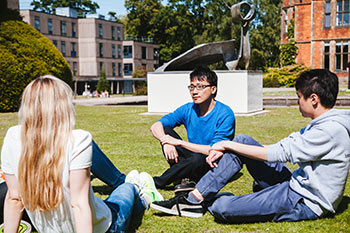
[147,70,263,114]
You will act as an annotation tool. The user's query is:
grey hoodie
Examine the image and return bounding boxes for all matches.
[267,109,350,216]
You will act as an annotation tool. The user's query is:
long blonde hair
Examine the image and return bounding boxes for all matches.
[18,75,75,211]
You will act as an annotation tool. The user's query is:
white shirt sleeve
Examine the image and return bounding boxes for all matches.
[69,130,93,170]
[1,126,21,175]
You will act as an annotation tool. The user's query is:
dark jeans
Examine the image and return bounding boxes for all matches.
[197,134,318,223]
[153,127,210,188]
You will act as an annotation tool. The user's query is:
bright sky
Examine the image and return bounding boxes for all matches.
[20,0,128,16]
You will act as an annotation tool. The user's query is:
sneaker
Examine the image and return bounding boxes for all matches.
[0,220,32,233]
[125,170,141,192]
[174,180,196,195]
[151,194,205,218]
[139,172,163,202]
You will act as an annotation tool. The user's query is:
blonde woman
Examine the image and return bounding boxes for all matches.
[1,75,162,232]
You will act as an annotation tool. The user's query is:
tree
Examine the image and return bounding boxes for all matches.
[96,67,110,93]
[31,0,99,16]
[279,19,298,67]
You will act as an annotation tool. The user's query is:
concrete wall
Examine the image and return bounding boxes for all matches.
[148,71,263,114]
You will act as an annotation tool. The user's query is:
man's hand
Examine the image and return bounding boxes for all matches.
[160,135,181,146]
[163,143,179,163]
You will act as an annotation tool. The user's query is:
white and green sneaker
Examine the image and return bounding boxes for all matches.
[139,172,163,203]
[125,170,141,192]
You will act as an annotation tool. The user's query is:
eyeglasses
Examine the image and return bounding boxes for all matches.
[187,85,212,91]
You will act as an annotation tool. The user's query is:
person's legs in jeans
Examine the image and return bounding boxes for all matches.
[91,140,126,189]
[104,183,146,233]
[207,181,318,223]
[153,127,210,188]
[196,134,291,201]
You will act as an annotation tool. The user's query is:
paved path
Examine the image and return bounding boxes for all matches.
[73,96,147,106]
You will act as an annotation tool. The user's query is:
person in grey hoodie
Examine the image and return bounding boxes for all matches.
[151,69,350,223]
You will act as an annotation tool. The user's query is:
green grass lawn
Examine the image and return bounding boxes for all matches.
[0,106,349,232]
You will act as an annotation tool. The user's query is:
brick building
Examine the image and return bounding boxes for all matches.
[281,0,350,85]
[20,8,159,94]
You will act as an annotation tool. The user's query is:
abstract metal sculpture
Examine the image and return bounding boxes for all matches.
[156,1,256,72]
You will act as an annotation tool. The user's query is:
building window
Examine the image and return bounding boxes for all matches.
[71,42,76,57]
[112,26,115,40]
[325,1,331,28]
[123,46,132,58]
[324,43,330,70]
[336,0,350,26]
[99,24,103,38]
[99,43,103,57]
[61,41,66,56]
[124,63,133,76]
[112,44,116,58]
[72,23,76,38]
[117,27,121,40]
[99,62,104,72]
[35,16,40,31]
[53,40,58,47]
[118,63,122,76]
[73,62,77,76]
[48,18,53,34]
[117,45,121,58]
[60,21,67,36]
[112,63,116,76]
[335,41,349,71]
[142,46,147,59]
[284,10,288,33]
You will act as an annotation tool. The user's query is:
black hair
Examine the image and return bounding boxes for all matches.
[189,66,218,97]
[295,69,338,108]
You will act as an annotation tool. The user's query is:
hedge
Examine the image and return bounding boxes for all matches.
[0,20,72,112]
[263,64,310,87]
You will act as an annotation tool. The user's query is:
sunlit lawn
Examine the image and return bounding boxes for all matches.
[0,106,349,232]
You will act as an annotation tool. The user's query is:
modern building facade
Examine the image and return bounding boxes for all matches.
[281,0,350,85]
[20,8,159,94]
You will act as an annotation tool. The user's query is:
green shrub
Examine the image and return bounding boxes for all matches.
[0,20,72,112]
[132,66,148,96]
[263,64,310,87]
[96,67,110,93]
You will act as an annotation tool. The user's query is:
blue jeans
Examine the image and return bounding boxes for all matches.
[91,141,145,232]
[104,183,146,233]
[91,140,126,189]
[196,134,319,223]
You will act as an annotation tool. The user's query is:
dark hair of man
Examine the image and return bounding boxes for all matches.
[295,69,338,108]
[190,66,218,97]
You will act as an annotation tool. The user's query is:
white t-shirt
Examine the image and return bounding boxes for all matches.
[1,125,112,233]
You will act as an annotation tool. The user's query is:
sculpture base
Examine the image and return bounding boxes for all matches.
[147,70,263,114]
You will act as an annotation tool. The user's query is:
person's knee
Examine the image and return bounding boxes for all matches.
[210,197,233,218]
[163,126,173,134]
[233,134,250,143]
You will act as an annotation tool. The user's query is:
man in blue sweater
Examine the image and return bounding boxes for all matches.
[151,69,350,222]
[150,66,235,191]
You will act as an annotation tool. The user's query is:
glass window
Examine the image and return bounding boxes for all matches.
[343,42,349,71]
[324,43,330,70]
[336,0,350,26]
[61,41,66,56]
[124,63,133,76]
[60,21,67,36]
[153,48,159,60]
[123,46,132,58]
[35,16,40,31]
[118,63,122,76]
[334,41,349,71]
[99,62,104,72]
[53,40,58,48]
[112,63,116,76]
[112,44,116,58]
[99,43,103,57]
[72,23,76,38]
[48,18,52,34]
[142,46,147,59]
[71,42,76,57]
[118,45,121,58]
[112,26,115,40]
[325,2,331,28]
[99,24,103,38]
[117,27,121,40]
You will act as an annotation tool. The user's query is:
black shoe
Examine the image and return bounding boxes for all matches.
[174,180,196,195]
[151,194,205,218]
